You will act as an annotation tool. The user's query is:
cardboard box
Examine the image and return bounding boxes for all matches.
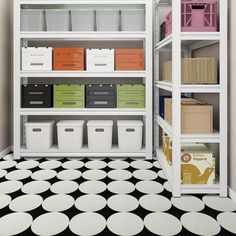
[181,144,215,185]
[164,98,213,134]
[162,134,172,165]
[115,49,144,70]
[53,48,85,71]
[162,58,217,84]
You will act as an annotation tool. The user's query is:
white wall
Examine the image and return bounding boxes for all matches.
[0,0,12,153]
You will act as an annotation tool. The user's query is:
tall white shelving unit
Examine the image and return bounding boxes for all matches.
[154,0,228,197]
[13,0,153,159]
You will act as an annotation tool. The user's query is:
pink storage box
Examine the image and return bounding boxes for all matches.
[166,0,217,36]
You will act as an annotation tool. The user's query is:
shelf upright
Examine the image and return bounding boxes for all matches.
[13,0,153,160]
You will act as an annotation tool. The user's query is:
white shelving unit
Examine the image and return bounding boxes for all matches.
[13,0,153,160]
[154,0,228,197]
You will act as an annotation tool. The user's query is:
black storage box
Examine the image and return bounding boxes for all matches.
[22,84,53,108]
[86,84,116,108]
[160,22,166,41]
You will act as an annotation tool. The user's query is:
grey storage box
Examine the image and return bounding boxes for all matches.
[71,9,95,31]
[86,84,116,108]
[96,9,120,31]
[46,9,70,31]
[121,9,145,31]
[21,9,45,31]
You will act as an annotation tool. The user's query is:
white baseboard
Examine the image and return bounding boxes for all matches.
[0,146,12,159]
[228,187,236,203]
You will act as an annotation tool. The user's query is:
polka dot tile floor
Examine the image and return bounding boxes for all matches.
[0,153,236,236]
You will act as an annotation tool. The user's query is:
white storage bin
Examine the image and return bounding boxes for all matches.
[22,47,53,71]
[46,10,70,31]
[87,120,113,150]
[121,9,145,31]
[25,121,54,150]
[86,49,114,72]
[96,9,120,31]
[117,120,143,151]
[71,9,95,31]
[57,120,84,150]
[21,9,45,31]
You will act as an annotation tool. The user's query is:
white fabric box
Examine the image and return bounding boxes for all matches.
[121,9,145,31]
[71,9,95,31]
[87,120,113,150]
[57,120,84,150]
[96,9,120,31]
[22,47,53,71]
[46,10,70,31]
[117,120,143,150]
[86,49,114,72]
[25,121,54,150]
[21,9,45,31]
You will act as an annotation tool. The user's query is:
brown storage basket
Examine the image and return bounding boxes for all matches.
[162,58,217,84]
[164,98,213,134]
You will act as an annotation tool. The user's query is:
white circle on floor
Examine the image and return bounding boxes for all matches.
[171,196,205,212]
[31,169,57,181]
[181,212,221,236]
[22,181,50,194]
[42,194,74,212]
[6,169,32,181]
[158,170,168,180]
[203,195,236,212]
[3,154,14,161]
[153,160,162,169]
[62,160,84,169]
[31,212,69,236]
[0,194,12,209]
[0,213,32,235]
[39,160,61,170]
[107,194,139,212]
[136,181,164,194]
[108,181,135,194]
[88,157,106,161]
[108,170,132,180]
[82,170,107,180]
[217,212,236,234]
[131,160,153,169]
[108,160,130,169]
[10,195,43,212]
[0,169,7,178]
[75,194,106,212]
[16,160,39,169]
[107,212,144,236]
[0,160,17,169]
[144,212,182,235]
[133,170,158,180]
[109,157,127,161]
[45,157,63,161]
[24,157,42,161]
[85,160,107,170]
[70,213,106,236]
[50,181,78,194]
[67,157,84,161]
[79,181,106,194]
[57,170,82,181]
[140,194,172,212]
[0,181,23,194]
[163,181,172,192]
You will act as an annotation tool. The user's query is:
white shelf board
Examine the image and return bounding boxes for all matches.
[155,32,220,51]
[20,145,146,157]
[20,108,146,116]
[20,71,146,78]
[155,81,221,93]
[155,148,172,186]
[181,183,220,194]
[20,32,146,41]
[155,0,171,6]
[20,0,146,5]
[155,115,172,137]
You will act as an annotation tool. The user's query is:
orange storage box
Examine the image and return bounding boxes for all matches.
[53,48,85,71]
[115,49,144,71]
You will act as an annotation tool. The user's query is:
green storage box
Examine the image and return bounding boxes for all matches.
[117,84,145,108]
[54,84,85,108]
